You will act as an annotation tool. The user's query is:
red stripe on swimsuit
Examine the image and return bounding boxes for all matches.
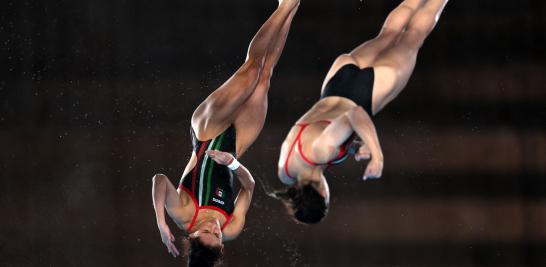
[178,126,237,232]
[283,120,352,180]
[181,186,233,232]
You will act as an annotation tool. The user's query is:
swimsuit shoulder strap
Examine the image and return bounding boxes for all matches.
[283,120,334,179]
[221,214,233,231]
[180,187,200,232]
[283,123,309,180]
[296,120,333,166]
[296,132,319,166]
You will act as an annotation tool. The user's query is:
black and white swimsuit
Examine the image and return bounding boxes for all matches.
[179,126,237,231]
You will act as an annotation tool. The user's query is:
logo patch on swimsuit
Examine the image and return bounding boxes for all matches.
[215,188,224,198]
[212,198,224,205]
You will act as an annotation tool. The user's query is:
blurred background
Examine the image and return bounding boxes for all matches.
[1,0,545,266]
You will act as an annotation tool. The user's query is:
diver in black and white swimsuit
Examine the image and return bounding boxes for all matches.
[151,0,301,265]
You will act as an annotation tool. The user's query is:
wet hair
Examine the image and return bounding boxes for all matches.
[272,184,328,224]
[184,236,223,267]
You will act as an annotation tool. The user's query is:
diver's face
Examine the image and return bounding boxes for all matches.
[192,220,223,247]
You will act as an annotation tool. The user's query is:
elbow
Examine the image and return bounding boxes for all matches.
[242,172,256,192]
[312,141,336,163]
[352,105,365,114]
[347,105,372,126]
[347,105,365,120]
[247,178,256,191]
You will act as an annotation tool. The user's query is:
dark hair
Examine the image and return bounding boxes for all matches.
[184,236,223,267]
[272,184,328,224]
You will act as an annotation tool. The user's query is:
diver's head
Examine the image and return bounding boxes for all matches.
[186,219,224,267]
[273,168,329,224]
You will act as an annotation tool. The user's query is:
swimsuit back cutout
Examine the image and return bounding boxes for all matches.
[283,120,354,180]
[179,125,237,231]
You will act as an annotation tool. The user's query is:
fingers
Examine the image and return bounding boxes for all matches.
[359,144,371,154]
[206,150,234,165]
[169,242,180,257]
[167,244,173,257]
[363,173,379,180]
[363,171,380,180]
[160,227,179,257]
[205,150,221,156]
[206,150,225,163]
[164,239,179,257]
[354,143,371,161]
[167,245,178,257]
[362,162,383,181]
[355,152,371,161]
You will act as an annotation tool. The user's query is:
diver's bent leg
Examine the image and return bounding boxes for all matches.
[350,0,427,64]
[320,0,425,91]
[232,4,299,155]
[191,0,299,141]
[370,0,449,114]
[260,4,299,78]
[246,0,300,62]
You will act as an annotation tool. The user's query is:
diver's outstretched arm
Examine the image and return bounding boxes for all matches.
[152,174,183,257]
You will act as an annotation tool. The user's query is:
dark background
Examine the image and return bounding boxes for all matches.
[1,0,545,266]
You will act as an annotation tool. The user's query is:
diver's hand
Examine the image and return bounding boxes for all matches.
[363,158,383,180]
[354,141,371,162]
[206,150,235,166]
[158,223,179,257]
